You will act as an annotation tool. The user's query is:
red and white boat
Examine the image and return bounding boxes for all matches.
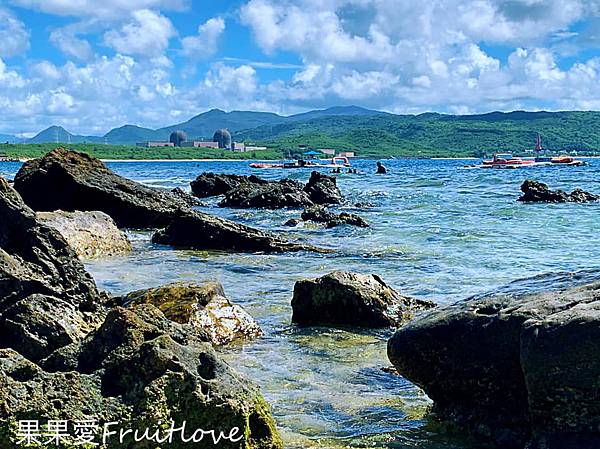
[250,156,350,169]
[481,154,537,169]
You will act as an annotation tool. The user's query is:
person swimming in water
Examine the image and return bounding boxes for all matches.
[376,161,387,174]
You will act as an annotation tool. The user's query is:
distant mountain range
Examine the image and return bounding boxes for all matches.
[22,105,383,145]
[7,106,600,157]
[0,133,19,143]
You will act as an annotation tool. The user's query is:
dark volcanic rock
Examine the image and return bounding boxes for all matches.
[569,188,598,203]
[191,171,343,208]
[120,282,262,345]
[191,172,257,198]
[151,209,319,253]
[284,218,301,227]
[303,171,343,205]
[518,179,598,203]
[14,148,183,228]
[0,173,284,448]
[301,205,338,223]
[387,272,600,449]
[292,271,435,327]
[13,149,315,253]
[170,187,205,207]
[6,305,283,449]
[326,212,369,228]
[0,177,103,362]
[219,179,314,209]
[301,205,369,228]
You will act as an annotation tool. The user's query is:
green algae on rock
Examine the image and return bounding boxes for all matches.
[121,282,262,346]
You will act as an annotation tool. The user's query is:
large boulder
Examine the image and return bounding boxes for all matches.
[387,271,600,449]
[151,210,320,253]
[13,149,315,253]
[37,210,132,259]
[291,271,434,327]
[3,305,283,449]
[120,282,262,345]
[518,180,598,203]
[303,171,343,205]
[219,179,314,209]
[13,148,183,228]
[0,177,104,362]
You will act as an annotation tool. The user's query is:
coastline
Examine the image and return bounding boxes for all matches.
[100,158,247,163]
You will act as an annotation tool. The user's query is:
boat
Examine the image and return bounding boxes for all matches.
[481,154,537,169]
[250,156,351,169]
[463,134,588,169]
[534,134,587,166]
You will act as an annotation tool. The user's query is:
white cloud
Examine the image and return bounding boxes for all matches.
[103,9,175,57]
[0,58,25,87]
[50,24,94,61]
[5,0,600,135]
[181,17,225,60]
[0,8,29,57]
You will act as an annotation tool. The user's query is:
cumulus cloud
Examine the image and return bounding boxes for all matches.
[0,8,30,57]
[103,9,175,57]
[181,17,225,60]
[50,23,94,61]
[5,0,600,135]
[236,0,600,114]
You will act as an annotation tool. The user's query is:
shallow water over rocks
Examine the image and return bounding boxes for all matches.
[2,158,599,448]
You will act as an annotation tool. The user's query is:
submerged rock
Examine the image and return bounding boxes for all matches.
[13,149,315,253]
[37,210,132,259]
[121,282,262,345]
[387,272,600,449]
[0,177,103,362]
[291,271,434,327]
[518,179,598,203]
[284,218,301,227]
[301,205,369,228]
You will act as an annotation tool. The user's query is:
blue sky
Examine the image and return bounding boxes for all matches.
[1,0,600,135]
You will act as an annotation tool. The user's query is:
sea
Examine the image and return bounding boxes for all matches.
[2,158,599,448]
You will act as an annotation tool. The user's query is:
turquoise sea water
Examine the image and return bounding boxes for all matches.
[2,158,599,448]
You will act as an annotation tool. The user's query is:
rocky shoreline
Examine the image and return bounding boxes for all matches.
[388,271,600,449]
[0,171,283,448]
[2,150,599,449]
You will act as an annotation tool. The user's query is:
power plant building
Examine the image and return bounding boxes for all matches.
[137,127,248,151]
[181,141,220,148]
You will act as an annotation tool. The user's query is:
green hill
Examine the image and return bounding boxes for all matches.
[11,108,600,157]
[236,110,600,157]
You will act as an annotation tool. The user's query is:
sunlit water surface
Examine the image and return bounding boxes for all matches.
[3,158,600,448]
